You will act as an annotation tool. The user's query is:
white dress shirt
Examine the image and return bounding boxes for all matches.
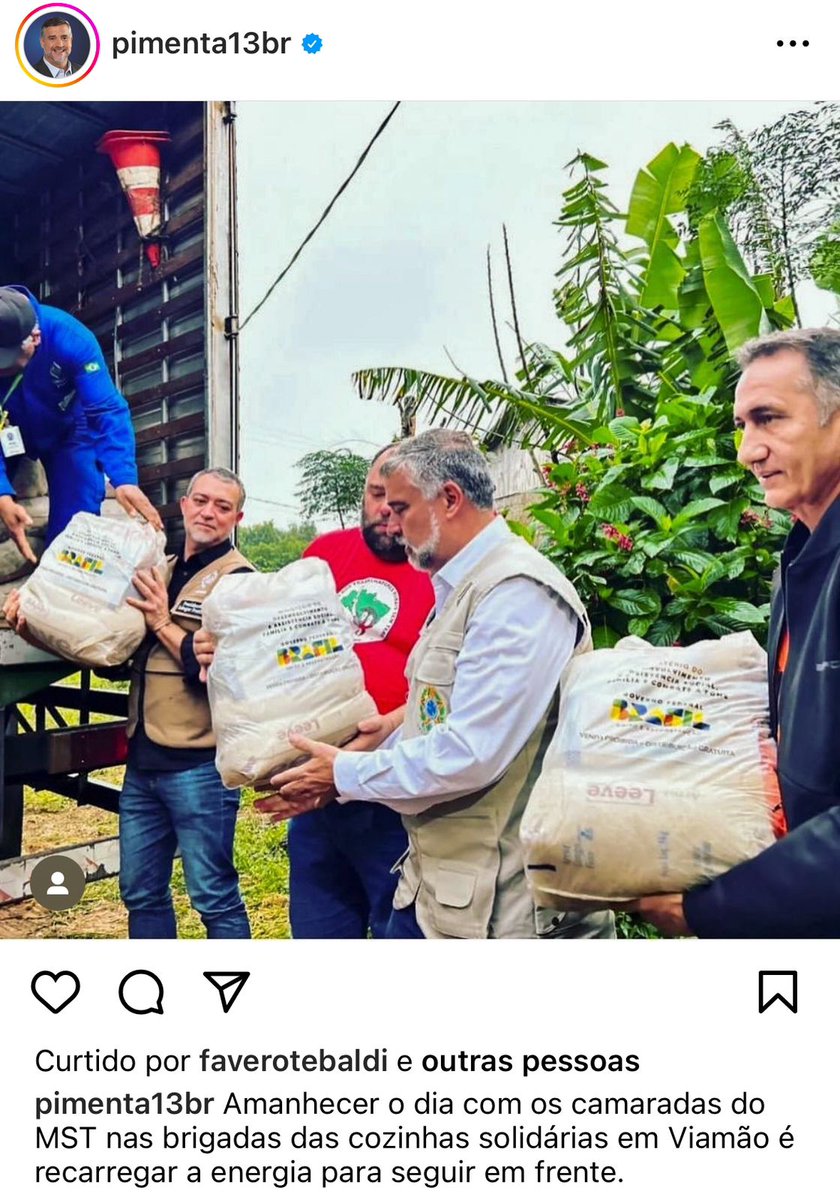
[41,58,74,78]
[334,516,578,813]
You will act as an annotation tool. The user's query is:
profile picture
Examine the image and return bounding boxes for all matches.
[16,4,100,86]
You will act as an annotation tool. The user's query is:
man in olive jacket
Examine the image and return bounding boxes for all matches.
[120,468,253,939]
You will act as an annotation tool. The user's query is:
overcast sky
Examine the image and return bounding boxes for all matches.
[235,101,832,527]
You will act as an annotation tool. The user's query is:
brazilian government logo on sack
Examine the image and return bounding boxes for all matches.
[610,697,710,731]
[276,636,344,669]
[57,547,104,575]
[418,686,448,733]
[17,5,100,87]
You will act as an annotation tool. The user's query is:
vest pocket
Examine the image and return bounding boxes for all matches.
[426,860,479,936]
[421,858,498,938]
[434,865,476,908]
[415,648,457,686]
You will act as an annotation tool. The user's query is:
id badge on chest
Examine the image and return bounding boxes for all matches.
[0,425,25,457]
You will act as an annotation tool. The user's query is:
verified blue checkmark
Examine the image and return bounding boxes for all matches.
[302,33,323,54]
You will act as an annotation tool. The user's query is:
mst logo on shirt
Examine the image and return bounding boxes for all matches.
[338,577,399,643]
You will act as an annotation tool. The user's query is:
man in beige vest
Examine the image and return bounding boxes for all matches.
[268,431,614,940]
[119,468,253,939]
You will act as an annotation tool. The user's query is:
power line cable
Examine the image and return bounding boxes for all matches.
[246,432,324,451]
[240,102,402,332]
[246,495,299,510]
[245,432,321,450]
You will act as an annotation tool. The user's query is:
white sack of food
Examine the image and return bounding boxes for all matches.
[203,559,378,788]
[521,633,781,910]
[18,512,166,667]
[100,497,132,521]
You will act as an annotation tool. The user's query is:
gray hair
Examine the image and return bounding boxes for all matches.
[41,14,73,34]
[738,328,840,425]
[186,467,246,512]
[380,429,495,509]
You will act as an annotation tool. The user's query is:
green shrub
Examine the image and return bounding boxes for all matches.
[533,394,789,648]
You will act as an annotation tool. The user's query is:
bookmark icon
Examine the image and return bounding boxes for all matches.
[758,970,798,1014]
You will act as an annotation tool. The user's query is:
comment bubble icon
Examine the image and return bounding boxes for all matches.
[119,969,164,1015]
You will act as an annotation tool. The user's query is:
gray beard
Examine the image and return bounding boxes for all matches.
[406,543,436,571]
[403,516,440,573]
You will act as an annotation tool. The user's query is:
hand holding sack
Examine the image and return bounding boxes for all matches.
[521,633,781,911]
[202,559,378,788]
[18,512,167,667]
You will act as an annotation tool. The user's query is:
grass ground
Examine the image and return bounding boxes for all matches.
[0,673,292,939]
[0,680,655,939]
[0,788,657,938]
[0,777,292,940]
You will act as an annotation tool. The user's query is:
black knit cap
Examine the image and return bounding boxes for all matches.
[0,288,37,369]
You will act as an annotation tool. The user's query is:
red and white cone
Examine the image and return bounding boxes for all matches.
[97,130,171,268]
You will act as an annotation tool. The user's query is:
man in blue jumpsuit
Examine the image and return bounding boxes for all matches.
[0,285,160,559]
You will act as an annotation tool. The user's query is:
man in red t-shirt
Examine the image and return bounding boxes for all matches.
[291,446,434,937]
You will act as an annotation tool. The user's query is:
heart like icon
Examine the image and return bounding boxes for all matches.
[31,970,81,1014]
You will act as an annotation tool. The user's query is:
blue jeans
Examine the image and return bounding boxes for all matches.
[288,801,407,938]
[119,760,250,939]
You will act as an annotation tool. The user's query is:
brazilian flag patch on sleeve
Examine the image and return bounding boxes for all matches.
[83,361,101,374]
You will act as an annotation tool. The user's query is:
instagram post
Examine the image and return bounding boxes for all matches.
[1,94,837,941]
[0,2,837,1195]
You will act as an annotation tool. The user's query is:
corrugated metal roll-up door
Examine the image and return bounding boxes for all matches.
[8,99,238,542]
[0,100,240,872]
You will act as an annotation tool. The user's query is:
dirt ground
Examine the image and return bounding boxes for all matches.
[0,885,127,939]
[0,784,125,939]
[0,780,290,940]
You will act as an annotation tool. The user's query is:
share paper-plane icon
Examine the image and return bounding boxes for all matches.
[203,971,250,1013]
